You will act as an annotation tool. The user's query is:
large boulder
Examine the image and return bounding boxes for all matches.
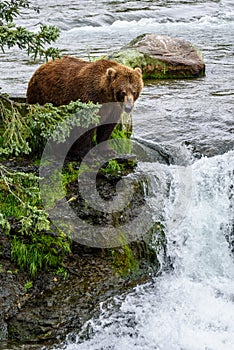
[109,33,205,79]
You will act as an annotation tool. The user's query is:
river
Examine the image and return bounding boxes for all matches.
[1,0,234,349]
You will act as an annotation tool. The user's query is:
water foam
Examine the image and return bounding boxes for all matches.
[63,10,234,34]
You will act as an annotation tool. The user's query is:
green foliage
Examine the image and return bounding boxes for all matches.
[110,129,133,155]
[101,159,123,174]
[110,111,133,155]
[99,157,136,176]
[0,93,101,277]
[62,162,89,188]
[0,0,60,60]
[56,266,68,280]
[0,165,40,215]
[11,231,70,276]
[0,212,10,234]
[0,94,100,157]
[24,280,33,292]
[0,93,136,276]
[0,1,32,23]
[0,164,71,276]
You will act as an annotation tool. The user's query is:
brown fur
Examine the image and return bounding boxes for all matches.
[27,56,143,107]
[26,56,143,159]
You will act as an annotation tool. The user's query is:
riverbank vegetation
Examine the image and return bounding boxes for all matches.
[0,95,100,275]
[0,74,139,277]
[0,0,135,276]
[0,1,99,276]
[0,1,163,280]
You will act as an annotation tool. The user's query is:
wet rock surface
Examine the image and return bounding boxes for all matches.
[109,33,205,79]
[4,246,153,347]
[0,160,165,349]
[0,234,160,349]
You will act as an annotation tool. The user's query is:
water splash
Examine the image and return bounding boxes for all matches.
[166,151,234,280]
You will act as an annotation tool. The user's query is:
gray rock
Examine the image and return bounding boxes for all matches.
[109,33,205,79]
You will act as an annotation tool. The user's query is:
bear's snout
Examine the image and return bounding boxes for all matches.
[123,95,134,114]
[124,99,134,113]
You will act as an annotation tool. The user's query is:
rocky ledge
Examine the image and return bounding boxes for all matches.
[0,163,167,349]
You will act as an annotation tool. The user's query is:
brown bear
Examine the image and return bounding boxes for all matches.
[26,56,143,159]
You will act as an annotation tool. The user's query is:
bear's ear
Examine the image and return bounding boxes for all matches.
[106,67,117,81]
[134,67,142,75]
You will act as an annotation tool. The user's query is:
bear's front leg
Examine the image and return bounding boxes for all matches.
[96,103,122,154]
[67,126,96,161]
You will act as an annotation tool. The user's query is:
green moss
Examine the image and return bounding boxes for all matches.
[100,159,123,174]
[110,49,146,69]
[62,162,89,188]
[111,128,133,154]
[109,47,205,79]
[109,49,170,79]
[107,231,139,277]
[109,245,139,276]
[107,223,167,277]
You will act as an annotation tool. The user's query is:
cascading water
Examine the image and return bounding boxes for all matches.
[61,149,234,350]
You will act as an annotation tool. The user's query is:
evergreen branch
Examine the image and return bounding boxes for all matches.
[0,165,25,205]
[0,24,60,60]
[0,1,31,23]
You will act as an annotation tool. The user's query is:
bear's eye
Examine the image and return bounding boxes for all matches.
[133,91,138,98]
[116,91,126,102]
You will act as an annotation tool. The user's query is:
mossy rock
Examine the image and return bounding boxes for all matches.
[108,33,206,79]
[5,224,166,345]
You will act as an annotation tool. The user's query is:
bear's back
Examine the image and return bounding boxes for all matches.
[26,56,142,107]
[26,56,91,106]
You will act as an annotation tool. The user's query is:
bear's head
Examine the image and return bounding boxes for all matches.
[106,65,143,113]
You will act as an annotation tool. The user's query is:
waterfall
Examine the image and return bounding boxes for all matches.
[63,150,234,350]
[166,150,234,280]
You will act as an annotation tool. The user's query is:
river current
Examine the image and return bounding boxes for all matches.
[1,0,234,349]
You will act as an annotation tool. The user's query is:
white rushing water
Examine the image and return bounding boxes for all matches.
[62,149,234,350]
